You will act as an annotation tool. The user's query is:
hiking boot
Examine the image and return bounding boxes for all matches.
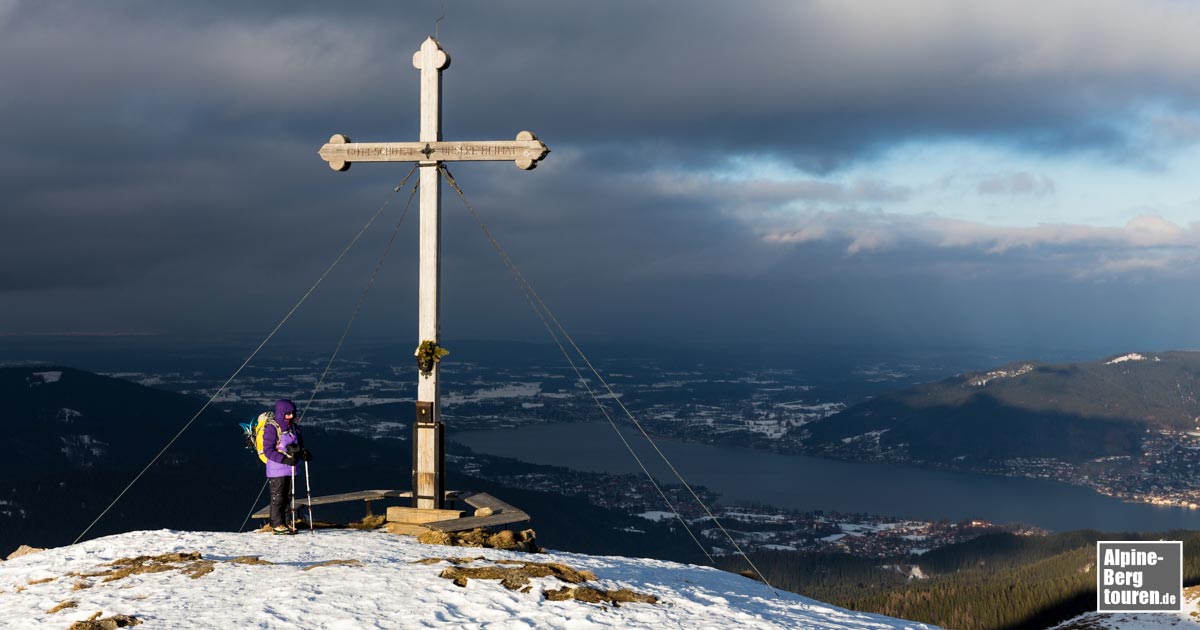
[272,526,296,536]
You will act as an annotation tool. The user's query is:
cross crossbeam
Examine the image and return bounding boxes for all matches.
[319,132,549,171]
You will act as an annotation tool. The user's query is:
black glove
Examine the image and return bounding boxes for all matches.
[285,443,301,457]
[281,455,297,466]
[299,448,312,462]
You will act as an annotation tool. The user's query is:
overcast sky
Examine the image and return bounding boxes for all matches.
[2,0,1199,356]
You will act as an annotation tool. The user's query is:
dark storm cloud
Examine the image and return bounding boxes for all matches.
[6,1,1200,167]
[3,0,1200,349]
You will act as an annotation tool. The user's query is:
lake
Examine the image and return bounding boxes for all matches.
[456,421,1200,532]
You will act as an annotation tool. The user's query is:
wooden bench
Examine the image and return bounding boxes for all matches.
[422,492,530,533]
[254,488,530,534]
[251,489,460,520]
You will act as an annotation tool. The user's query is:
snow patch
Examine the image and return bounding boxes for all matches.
[0,499,26,519]
[443,382,542,406]
[839,522,900,534]
[58,434,107,468]
[1106,353,1158,365]
[28,371,62,386]
[841,429,889,444]
[967,364,1034,387]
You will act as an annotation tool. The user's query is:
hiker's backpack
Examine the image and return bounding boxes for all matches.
[239,411,283,464]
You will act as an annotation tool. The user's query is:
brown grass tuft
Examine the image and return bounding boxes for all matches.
[301,559,363,571]
[347,514,387,530]
[543,586,658,606]
[410,556,486,566]
[179,561,216,579]
[46,599,78,614]
[431,557,656,606]
[68,612,141,629]
[227,556,273,566]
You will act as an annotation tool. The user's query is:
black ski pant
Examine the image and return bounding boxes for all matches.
[268,476,294,528]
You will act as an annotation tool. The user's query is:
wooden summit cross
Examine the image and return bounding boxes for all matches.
[319,37,549,514]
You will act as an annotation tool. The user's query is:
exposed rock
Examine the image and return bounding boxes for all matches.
[67,552,212,585]
[417,528,540,552]
[69,612,141,629]
[438,560,599,593]
[493,560,594,583]
[543,586,658,606]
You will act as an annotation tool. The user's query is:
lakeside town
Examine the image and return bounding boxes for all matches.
[818,427,1200,511]
[997,428,1200,510]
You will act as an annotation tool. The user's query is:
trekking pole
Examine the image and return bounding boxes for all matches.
[290,464,297,533]
[304,461,315,536]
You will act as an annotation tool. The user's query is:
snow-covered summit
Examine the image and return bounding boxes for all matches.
[1105,353,1161,365]
[0,529,936,629]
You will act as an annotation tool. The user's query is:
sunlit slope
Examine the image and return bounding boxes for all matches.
[799,352,1200,463]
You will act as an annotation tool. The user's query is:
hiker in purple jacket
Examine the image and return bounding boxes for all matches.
[261,399,311,534]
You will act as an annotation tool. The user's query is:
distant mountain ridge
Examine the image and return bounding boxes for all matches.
[798,351,1200,464]
[902,351,1200,428]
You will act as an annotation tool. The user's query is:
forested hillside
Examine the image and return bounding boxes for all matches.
[721,530,1200,630]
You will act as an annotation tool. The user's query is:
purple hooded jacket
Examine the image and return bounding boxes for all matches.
[262,399,303,478]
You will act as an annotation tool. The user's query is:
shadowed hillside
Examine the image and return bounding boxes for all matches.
[722,530,1200,630]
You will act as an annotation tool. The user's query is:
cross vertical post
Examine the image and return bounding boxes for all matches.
[318,36,548,518]
[414,37,449,510]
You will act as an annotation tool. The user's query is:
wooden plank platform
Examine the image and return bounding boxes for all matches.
[251,488,530,534]
[461,492,516,513]
[252,489,422,520]
[422,492,530,533]
[387,506,464,524]
[424,512,531,533]
[386,522,431,536]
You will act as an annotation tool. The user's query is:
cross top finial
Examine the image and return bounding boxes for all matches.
[413,37,450,72]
